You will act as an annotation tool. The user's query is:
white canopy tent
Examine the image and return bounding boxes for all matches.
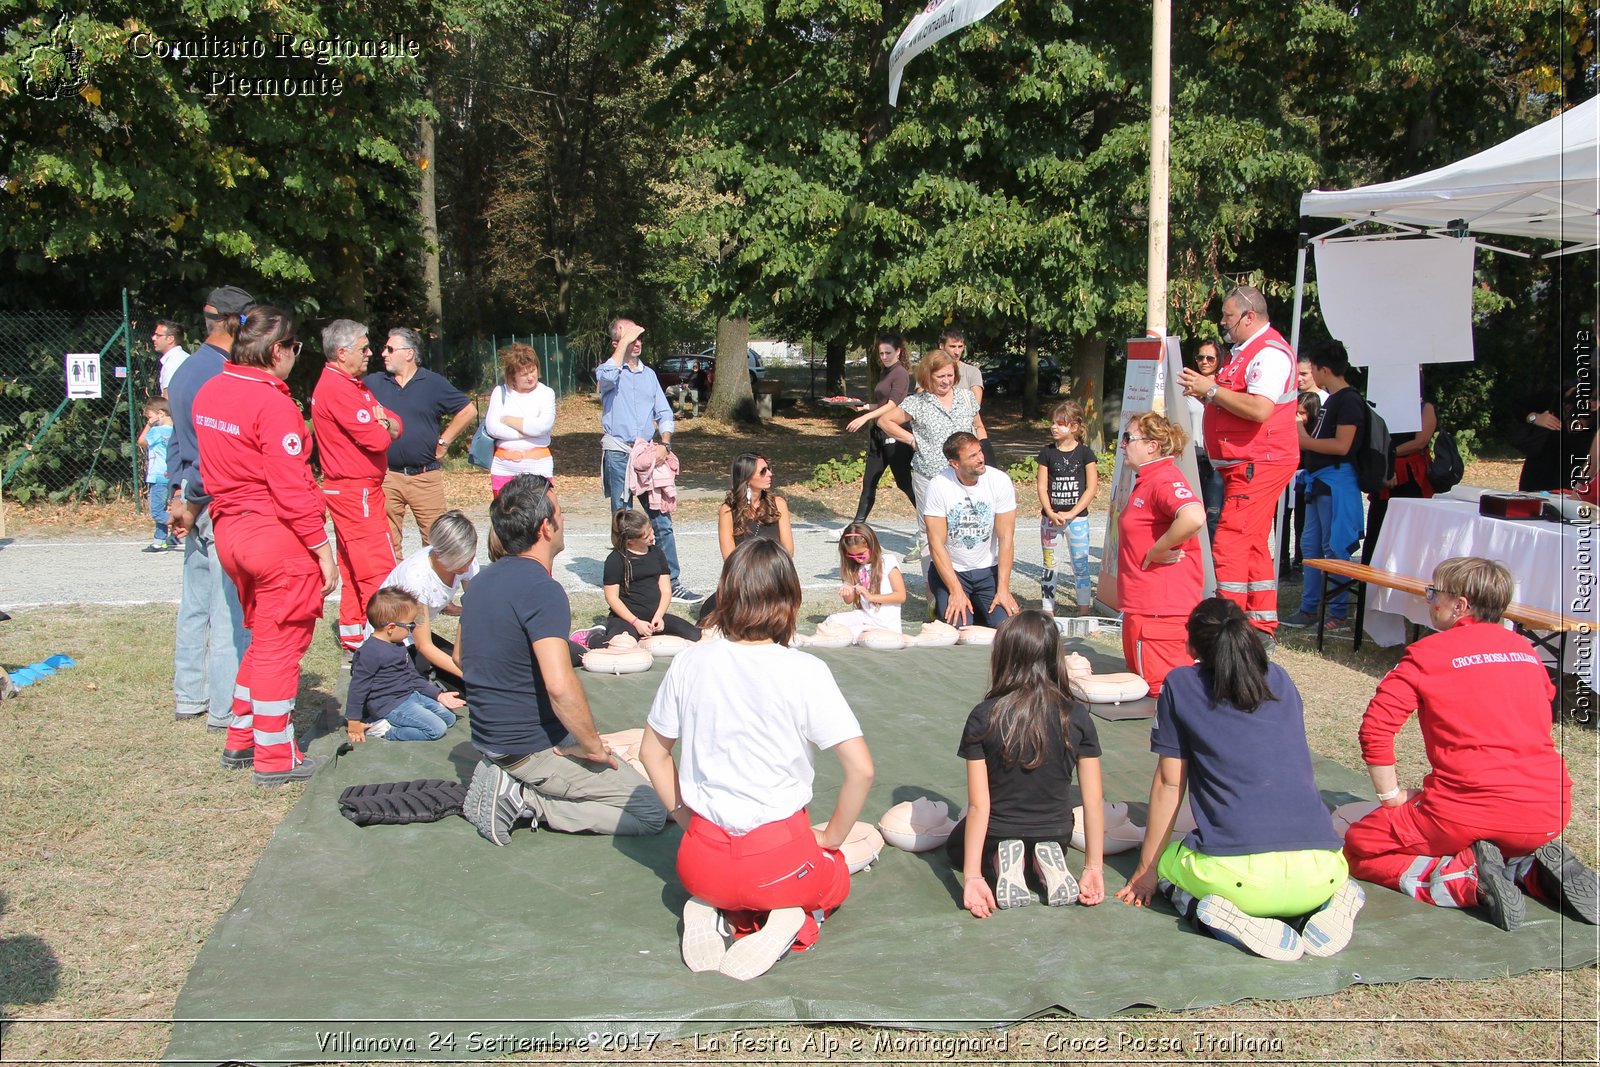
[1300,95,1600,253]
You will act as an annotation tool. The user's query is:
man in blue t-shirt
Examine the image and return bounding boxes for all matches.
[364,327,477,553]
[458,474,668,846]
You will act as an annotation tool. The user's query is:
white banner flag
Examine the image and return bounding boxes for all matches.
[888,0,1009,107]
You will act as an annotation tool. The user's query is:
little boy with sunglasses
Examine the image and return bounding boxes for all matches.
[347,587,467,742]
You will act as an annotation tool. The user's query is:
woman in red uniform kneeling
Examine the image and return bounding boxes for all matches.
[1116,411,1206,696]
[1344,556,1598,929]
[194,306,336,786]
[639,538,875,980]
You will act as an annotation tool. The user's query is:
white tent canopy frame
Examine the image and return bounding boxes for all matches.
[1288,94,1600,353]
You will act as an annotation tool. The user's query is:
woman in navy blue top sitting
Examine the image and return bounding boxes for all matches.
[1115,598,1365,961]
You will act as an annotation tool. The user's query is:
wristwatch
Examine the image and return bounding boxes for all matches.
[437,436,449,446]
[1203,385,1219,404]
[1526,413,1538,424]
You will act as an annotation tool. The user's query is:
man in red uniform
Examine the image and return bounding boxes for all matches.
[1343,557,1597,930]
[1179,285,1298,642]
[312,320,402,652]
[194,308,336,786]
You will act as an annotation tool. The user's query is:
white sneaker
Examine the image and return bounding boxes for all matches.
[680,897,730,972]
[824,528,844,543]
[719,907,806,980]
[993,839,1032,909]
[1301,880,1365,957]
[1195,895,1304,960]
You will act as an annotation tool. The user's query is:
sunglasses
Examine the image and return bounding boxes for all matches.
[280,340,303,358]
[385,620,419,632]
[1121,432,1151,445]
[756,466,771,475]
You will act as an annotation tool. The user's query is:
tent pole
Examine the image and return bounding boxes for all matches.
[1289,229,1309,355]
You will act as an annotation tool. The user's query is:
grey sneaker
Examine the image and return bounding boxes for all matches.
[1280,611,1317,629]
[993,839,1032,909]
[1473,840,1526,931]
[719,907,805,981]
[1302,879,1366,957]
[464,760,526,846]
[670,583,704,605]
[1531,840,1599,925]
[681,897,730,972]
[252,755,319,788]
[1195,895,1304,960]
[1033,841,1080,906]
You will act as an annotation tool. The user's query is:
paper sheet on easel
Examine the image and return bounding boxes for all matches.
[1313,238,1476,434]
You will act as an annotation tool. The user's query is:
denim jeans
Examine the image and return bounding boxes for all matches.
[1298,463,1365,619]
[173,506,251,725]
[378,691,457,741]
[148,481,170,541]
[601,447,681,583]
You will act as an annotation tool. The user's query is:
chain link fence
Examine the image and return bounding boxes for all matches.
[442,334,595,397]
[0,295,153,505]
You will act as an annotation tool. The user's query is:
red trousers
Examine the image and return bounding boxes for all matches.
[1214,459,1298,636]
[1343,797,1562,909]
[324,478,396,651]
[677,809,850,951]
[1122,613,1192,697]
[215,514,323,773]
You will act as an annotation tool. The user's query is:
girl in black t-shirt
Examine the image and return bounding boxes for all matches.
[601,509,701,643]
[1034,401,1099,616]
[948,611,1106,916]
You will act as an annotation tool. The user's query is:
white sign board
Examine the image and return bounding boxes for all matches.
[66,353,102,400]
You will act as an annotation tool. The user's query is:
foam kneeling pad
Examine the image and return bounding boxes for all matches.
[909,621,960,648]
[640,634,693,657]
[813,820,885,874]
[957,626,996,645]
[582,648,654,675]
[1330,800,1381,838]
[878,797,961,853]
[338,779,468,827]
[858,629,909,651]
[1068,672,1150,704]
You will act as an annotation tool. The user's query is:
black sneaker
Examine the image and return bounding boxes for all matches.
[1532,840,1600,924]
[1473,840,1526,931]
[1280,611,1317,628]
[464,759,526,846]
[252,755,319,788]
[670,583,704,605]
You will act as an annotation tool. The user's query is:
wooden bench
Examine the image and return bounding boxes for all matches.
[1302,557,1593,711]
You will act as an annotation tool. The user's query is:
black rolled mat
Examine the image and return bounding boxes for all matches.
[165,645,1598,1065]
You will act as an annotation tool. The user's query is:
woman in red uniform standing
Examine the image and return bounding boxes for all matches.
[194,306,336,786]
[1115,411,1206,697]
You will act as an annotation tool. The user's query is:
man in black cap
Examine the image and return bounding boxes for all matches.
[167,286,255,738]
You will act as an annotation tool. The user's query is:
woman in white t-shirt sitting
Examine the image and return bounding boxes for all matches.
[639,538,876,981]
[380,509,478,688]
[484,343,556,496]
[821,522,905,637]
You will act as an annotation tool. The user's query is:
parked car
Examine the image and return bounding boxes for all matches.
[981,355,1063,397]
[654,355,715,389]
[695,345,766,378]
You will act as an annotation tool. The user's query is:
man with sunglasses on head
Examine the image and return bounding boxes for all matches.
[312,320,403,653]
[1178,285,1299,645]
[364,327,477,553]
[167,285,255,731]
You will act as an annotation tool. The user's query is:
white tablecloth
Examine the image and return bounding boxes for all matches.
[1364,497,1600,686]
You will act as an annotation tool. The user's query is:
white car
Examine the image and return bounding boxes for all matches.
[695,345,765,378]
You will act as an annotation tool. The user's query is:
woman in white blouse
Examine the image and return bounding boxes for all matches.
[484,343,556,494]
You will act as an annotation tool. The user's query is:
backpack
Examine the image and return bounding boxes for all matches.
[1427,430,1465,493]
[1356,400,1392,495]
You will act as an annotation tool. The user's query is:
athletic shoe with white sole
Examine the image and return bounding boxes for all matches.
[464,759,527,846]
[1033,841,1080,906]
[1195,895,1305,961]
[993,839,1032,909]
[719,907,805,981]
[1531,840,1600,924]
[670,583,704,605]
[1473,840,1526,931]
[252,755,319,788]
[680,897,730,972]
[1301,879,1366,957]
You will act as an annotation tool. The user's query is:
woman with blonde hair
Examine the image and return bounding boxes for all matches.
[1115,411,1205,697]
[483,343,556,495]
[878,348,980,563]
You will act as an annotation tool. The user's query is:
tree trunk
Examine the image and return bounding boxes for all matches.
[825,338,846,396]
[705,315,757,423]
[1071,335,1107,451]
[336,241,366,320]
[419,106,443,369]
[1022,322,1040,418]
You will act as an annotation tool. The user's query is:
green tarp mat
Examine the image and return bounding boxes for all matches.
[165,644,1598,1065]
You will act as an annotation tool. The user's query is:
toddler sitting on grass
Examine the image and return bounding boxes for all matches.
[347,587,466,742]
